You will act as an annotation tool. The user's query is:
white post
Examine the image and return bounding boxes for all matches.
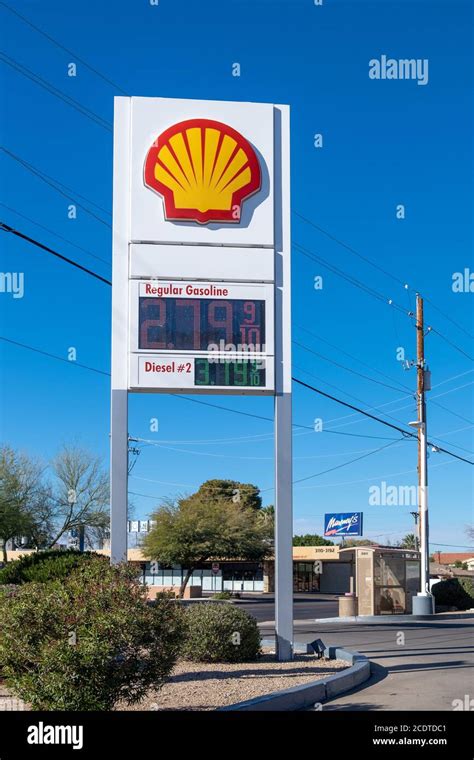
[110,97,131,565]
[419,410,433,602]
[274,104,293,661]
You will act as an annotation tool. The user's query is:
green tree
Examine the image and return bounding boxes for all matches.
[143,488,272,597]
[185,479,262,511]
[292,534,333,547]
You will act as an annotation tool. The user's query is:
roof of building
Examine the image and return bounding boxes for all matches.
[430,562,474,578]
[431,552,474,565]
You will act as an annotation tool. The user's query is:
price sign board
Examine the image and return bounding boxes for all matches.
[129,279,274,392]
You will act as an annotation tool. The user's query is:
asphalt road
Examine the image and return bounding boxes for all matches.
[234,592,340,623]
[257,616,474,711]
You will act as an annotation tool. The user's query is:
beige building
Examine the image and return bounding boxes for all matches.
[5,545,349,597]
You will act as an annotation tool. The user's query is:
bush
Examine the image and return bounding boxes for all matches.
[182,603,261,663]
[212,591,233,600]
[432,578,474,611]
[0,557,184,710]
[0,549,102,585]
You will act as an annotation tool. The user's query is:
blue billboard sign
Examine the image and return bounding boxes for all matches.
[324,512,363,537]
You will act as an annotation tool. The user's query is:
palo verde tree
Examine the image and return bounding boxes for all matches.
[143,480,272,597]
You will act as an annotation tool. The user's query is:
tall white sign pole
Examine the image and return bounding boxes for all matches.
[274,106,293,661]
[110,98,130,564]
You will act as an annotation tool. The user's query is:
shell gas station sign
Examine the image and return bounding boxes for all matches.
[143,118,262,225]
[110,95,293,659]
[113,97,280,395]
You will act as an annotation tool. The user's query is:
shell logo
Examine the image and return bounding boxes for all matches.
[144,118,261,225]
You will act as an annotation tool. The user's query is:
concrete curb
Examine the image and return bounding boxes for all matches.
[218,646,371,712]
[312,612,474,624]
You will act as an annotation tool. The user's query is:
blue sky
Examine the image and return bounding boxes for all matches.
[0,0,472,550]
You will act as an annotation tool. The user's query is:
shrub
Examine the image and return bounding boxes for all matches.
[0,557,184,710]
[459,577,474,603]
[432,578,474,611]
[0,549,101,585]
[212,591,233,600]
[182,602,261,663]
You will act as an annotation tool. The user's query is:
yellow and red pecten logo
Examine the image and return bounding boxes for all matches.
[144,118,261,225]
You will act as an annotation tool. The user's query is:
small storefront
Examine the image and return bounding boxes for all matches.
[142,560,264,594]
[293,562,320,592]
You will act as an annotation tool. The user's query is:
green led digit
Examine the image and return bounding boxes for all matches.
[195,359,209,385]
[234,361,247,385]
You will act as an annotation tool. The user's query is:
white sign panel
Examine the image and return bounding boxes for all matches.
[129,244,274,282]
[129,97,274,246]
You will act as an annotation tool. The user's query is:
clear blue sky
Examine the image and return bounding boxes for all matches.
[1,0,472,551]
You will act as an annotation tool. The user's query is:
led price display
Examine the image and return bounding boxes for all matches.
[194,359,266,387]
[139,297,265,351]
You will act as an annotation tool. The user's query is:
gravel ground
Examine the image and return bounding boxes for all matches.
[117,653,348,711]
[0,655,348,713]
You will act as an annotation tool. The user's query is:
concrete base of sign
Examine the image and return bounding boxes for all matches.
[218,645,370,711]
[412,593,435,616]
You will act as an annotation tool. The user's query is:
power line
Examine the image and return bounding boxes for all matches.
[5,0,469,351]
[294,241,408,314]
[292,439,405,485]
[0,52,112,132]
[0,336,110,377]
[0,223,112,285]
[293,377,474,465]
[1,148,112,228]
[429,326,473,362]
[2,225,471,461]
[296,323,472,425]
[0,202,111,268]
[260,438,406,493]
[2,332,468,461]
[295,323,410,393]
[294,210,407,288]
[1,148,111,217]
[294,210,474,340]
[294,339,406,394]
[0,0,128,95]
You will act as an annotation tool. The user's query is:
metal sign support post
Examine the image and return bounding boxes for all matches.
[110,98,130,565]
[274,106,293,661]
